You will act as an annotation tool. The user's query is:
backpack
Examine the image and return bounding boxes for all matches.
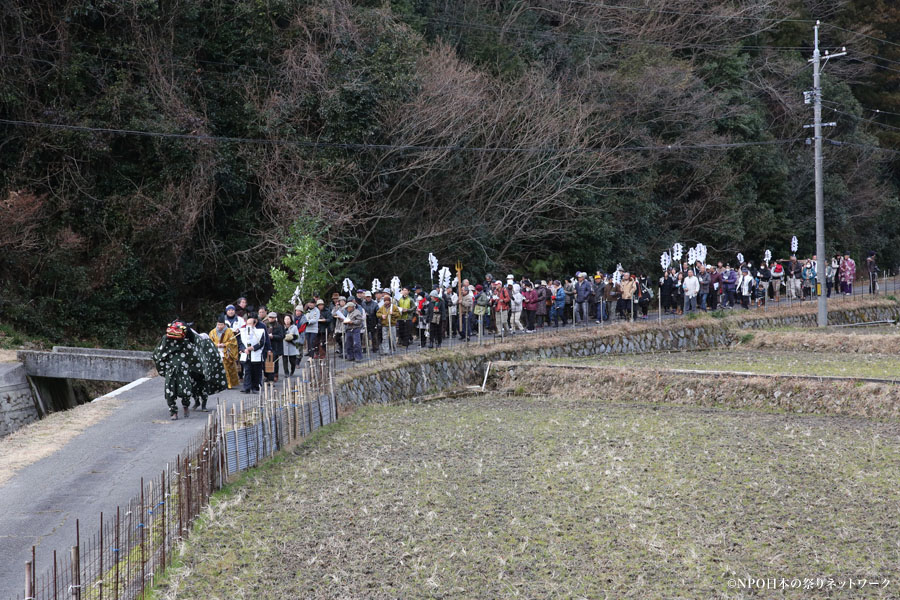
[773,263,783,275]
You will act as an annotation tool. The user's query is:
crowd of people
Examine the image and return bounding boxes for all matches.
[659,251,876,313]
[202,251,879,393]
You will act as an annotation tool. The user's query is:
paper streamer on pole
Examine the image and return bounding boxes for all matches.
[672,243,683,261]
[764,249,772,263]
[438,266,451,288]
[451,276,459,288]
[660,252,671,272]
[371,278,381,293]
[612,270,622,286]
[290,286,301,307]
[342,278,355,294]
[428,252,439,275]
[737,253,744,265]
[687,248,696,266]
[390,276,401,294]
[696,243,707,264]
[791,236,798,253]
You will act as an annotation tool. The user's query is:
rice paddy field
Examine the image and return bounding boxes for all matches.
[161,392,900,599]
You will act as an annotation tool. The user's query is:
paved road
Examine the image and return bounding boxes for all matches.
[0,378,247,598]
[0,283,891,597]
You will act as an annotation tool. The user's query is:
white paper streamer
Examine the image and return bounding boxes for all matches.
[737,252,744,265]
[672,243,683,261]
[428,252,439,274]
[660,252,671,272]
[342,278,355,294]
[791,236,798,253]
[764,249,772,263]
[696,243,707,264]
[438,266,451,288]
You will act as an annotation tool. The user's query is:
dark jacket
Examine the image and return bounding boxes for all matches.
[574,279,593,303]
[268,323,285,356]
[535,285,550,316]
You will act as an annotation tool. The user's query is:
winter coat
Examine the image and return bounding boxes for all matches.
[283,324,301,357]
[840,258,856,283]
[535,286,550,316]
[552,287,566,309]
[722,270,738,291]
[522,289,540,311]
[268,323,285,357]
[697,272,711,294]
[574,279,593,303]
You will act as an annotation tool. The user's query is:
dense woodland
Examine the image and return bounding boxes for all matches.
[1,0,898,345]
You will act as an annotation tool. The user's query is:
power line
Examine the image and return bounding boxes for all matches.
[0,117,803,154]
[823,23,900,50]
[426,17,810,51]
[824,106,900,133]
[825,138,900,156]
[538,0,816,23]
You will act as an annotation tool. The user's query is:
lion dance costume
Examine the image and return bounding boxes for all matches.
[152,321,227,419]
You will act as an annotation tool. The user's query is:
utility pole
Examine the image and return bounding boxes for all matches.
[807,21,845,327]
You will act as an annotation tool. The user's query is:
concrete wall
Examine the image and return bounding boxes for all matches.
[0,364,40,437]
[17,349,156,382]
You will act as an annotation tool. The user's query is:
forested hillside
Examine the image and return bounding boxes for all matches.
[1,0,898,344]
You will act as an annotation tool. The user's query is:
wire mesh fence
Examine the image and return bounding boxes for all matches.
[15,360,336,600]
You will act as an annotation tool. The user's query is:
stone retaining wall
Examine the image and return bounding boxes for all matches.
[0,364,40,437]
[734,303,900,329]
[335,302,900,409]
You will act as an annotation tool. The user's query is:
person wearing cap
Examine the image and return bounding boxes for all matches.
[426,290,447,348]
[866,251,878,295]
[457,284,473,340]
[472,284,491,336]
[491,281,511,337]
[736,266,755,309]
[396,287,415,347]
[238,315,266,394]
[222,304,244,334]
[303,301,320,359]
[314,298,330,358]
[332,297,347,356]
[264,311,284,382]
[361,291,380,353]
[376,295,401,353]
[293,304,305,328]
[342,302,364,361]
[209,316,240,389]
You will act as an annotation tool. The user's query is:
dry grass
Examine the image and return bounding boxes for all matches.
[0,396,124,485]
[743,330,900,354]
[160,395,900,599]
[550,349,900,379]
[495,364,900,420]
[0,349,18,362]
